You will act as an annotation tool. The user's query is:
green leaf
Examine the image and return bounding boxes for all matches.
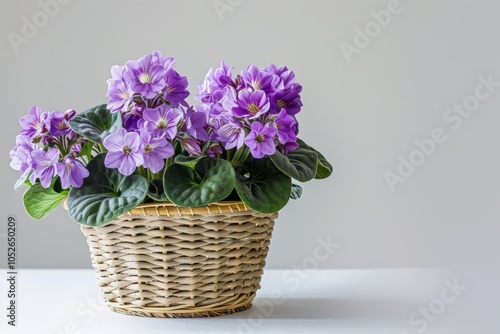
[23,184,68,220]
[77,140,94,162]
[67,154,148,226]
[53,177,64,193]
[164,158,235,207]
[234,157,291,213]
[82,153,121,187]
[174,155,203,168]
[311,146,333,179]
[297,138,333,179]
[270,140,318,182]
[147,179,169,202]
[290,184,303,200]
[68,104,122,144]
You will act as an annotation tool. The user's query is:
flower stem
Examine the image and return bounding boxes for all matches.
[226,148,234,162]
[231,146,250,166]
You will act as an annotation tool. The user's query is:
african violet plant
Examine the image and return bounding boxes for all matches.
[10,51,332,226]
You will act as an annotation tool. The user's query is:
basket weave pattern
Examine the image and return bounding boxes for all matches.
[80,201,277,318]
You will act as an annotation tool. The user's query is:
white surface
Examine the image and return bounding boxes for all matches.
[1,0,500,269]
[1,268,494,334]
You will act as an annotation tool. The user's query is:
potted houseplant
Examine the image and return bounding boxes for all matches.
[9,51,332,318]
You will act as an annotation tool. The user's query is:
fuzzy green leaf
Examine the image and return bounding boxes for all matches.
[235,157,291,213]
[164,158,235,207]
[311,146,333,179]
[69,104,121,144]
[290,184,303,200]
[67,154,148,226]
[147,179,169,202]
[23,184,68,220]
[296,138,333,179]
[174,155,203,168]
[270,140,318,182]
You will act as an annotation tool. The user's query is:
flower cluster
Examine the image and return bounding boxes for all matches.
[10,51,332,225]
[9,106,88,189]
[195,62,303,158]
[104,51,213,175]
[107,51,189,113]
[10,54,306,188]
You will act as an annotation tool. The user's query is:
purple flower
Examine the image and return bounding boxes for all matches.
[163,69,190,107]
[107,65,133,112]
[244,121,277,159]
[46,110,71,137]
[264,64,303,115]
[103,128,143,176]
[195,103,225,141]
[107,80,132,113]
[270,88,302,115]
[232,90,270,119]
[241,65,276,95]
[123,54,165,99]
[215,62,234,85]
[10,135,37,179]
[140,132,174,173]
[205,143,223,158]
[122,106,144,132]
[183,108,209,141]
[142,105,182,139]
[65,109,76,120]
[264,64,288,78]
[217,120,245,150]
[151,51,176,71]
[57,157,89,189]
[19,105,48,139]
[30,148,60,188]
[70,142,82,154]
[179,136,201,156]
[196,67,217,103]
[196,61,234,103]
[220,86,238,114]
[277,140,299,155]
[269,109,297,145]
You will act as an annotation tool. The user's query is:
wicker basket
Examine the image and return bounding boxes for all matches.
[80,201,277,318]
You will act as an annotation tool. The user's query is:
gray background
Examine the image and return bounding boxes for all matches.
[0,0,499,270]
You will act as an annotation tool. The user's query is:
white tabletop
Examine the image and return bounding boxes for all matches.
[0,268,493,334]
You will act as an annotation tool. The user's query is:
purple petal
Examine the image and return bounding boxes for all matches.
[104,151,124,169]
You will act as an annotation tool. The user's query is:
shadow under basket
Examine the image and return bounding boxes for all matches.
[80,201,277,318]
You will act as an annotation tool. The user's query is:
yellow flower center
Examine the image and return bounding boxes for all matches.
[156,118,168,129]
[277,99,286,109]
[123,146,131,154]
[252,80,261,90]
[139,72,153,84]
[247,103,260,114]
[144,144,153,153]
[255,134,264,143]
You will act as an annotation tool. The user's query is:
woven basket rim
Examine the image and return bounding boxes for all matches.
[125,201,254,217]
[62,198,268,218]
